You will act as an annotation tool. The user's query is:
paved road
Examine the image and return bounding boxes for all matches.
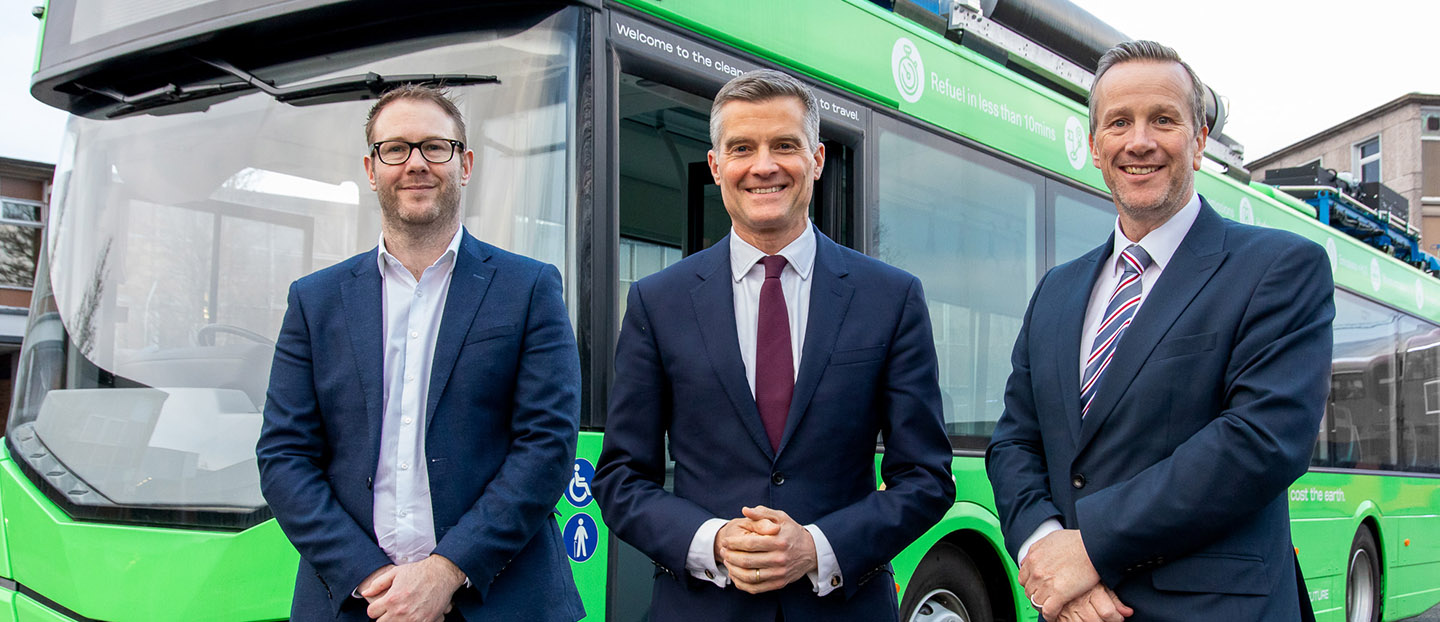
[1400,602,1440,622]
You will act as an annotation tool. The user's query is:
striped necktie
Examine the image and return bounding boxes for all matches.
[1080,244,1152,418]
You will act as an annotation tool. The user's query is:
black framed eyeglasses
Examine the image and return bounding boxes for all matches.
[370,139,465,165]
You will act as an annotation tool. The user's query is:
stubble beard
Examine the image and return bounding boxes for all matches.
[378,172,463,236]
[1114,173,1192,236]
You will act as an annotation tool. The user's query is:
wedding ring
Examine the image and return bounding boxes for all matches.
[1029,593,1041,609]
[755,568,761,582]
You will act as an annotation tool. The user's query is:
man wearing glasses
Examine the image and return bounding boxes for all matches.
[258,85,584,622]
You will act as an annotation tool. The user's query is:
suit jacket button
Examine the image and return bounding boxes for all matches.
[771,472,785,486]
[1071,474,1086,489]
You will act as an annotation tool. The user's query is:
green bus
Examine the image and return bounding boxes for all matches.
[6,1,1438,621]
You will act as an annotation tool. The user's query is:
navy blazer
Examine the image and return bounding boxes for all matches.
[988,200,1334,620]
[593,228,956,622]
[256,231,583,622]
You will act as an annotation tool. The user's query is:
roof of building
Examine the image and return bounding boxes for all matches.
[1246,92,1440,171]
[0,156,56,181]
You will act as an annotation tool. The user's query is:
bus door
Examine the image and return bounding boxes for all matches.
[601,9,869,621]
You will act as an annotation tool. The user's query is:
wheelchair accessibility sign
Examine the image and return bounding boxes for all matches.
[566,458,594,507]
[563,513,596,563]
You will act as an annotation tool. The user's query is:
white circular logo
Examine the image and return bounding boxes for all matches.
[1325,238,1338,274]
[892,38,925,103]
[1064,116,1087,170]
[1418,278,1426,310]
[1238,198,1254,225]
[1370,258,1382,293]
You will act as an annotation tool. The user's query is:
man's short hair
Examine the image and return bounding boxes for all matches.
[709,69,821,152]
[1089,40,1206,136]
[364,84,467,144]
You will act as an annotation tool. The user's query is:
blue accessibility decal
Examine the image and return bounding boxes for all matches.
[565,458,595,508]
[563,512,596,563]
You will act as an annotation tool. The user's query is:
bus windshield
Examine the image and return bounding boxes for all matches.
[6,7,578,529]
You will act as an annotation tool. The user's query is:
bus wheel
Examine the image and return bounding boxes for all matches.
[901,543,993,622]
[1347,528,1381,622]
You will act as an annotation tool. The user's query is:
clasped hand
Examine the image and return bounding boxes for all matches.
[713,505,818,594]
[1018,530,1132,622]
[358,555,466,622]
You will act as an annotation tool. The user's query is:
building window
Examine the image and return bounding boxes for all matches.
[1355,136,1381,183]
[1424,108,1440,136]
[0,198,44,291]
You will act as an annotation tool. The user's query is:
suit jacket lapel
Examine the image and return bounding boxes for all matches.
[778,230,854,455]
[689,237,776,459]
[1077,201,1229,450]
[341,251,385,462]
[426,231,495,432]
[1057,239,1111,443]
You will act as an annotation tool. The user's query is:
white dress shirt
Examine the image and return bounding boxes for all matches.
[1019,194,1202,563]
[372,226,462,566]
[685,224,843,596]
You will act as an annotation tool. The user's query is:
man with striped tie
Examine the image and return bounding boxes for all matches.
[987,41,1333,622]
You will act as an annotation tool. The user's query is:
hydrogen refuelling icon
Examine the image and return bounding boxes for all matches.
[891,38,925,104]
[566,458,594,507]
[563,513,596,563]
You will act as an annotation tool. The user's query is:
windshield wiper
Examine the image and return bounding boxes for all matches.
[198,58,499,106]
[76,80,256,119]
[79,57,499,118]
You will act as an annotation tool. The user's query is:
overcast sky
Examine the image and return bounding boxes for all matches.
[2,1,1437,166]
[2,5,66,165]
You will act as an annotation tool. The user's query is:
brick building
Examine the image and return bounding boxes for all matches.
[1,156,53,425]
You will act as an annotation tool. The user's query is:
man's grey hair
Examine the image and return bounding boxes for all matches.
[709,69,821,152]
[1089,40,1206,136]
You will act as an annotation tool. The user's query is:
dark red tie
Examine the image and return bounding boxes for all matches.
[756,255,793,451]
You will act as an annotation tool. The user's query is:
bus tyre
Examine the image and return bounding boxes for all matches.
[901,543,993,622]
[1347,528,1381,622]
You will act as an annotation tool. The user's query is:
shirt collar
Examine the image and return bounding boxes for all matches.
[377,225,464,274]
[730,222,817,282]
[1109,193,1200,275]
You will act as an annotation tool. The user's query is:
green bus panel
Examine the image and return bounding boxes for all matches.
[616,0,1106,193]
[1290,472,1440,620]
[32,1,48,74]
[0,458,10,580]
[0,448,295,622]
[1202,173,1440,322]
[568,431,608,619]
[16,594,69,622]
[889,456,1030,619]
[619,0,1440,328]
[0,588,14,622]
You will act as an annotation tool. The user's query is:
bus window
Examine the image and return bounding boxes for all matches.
[8,8,580,529]
[616,73,717,324]
[1398,319,1440,472]
[1327,291,1403,470]
[873,116,1042,450]
[1051,183,1114,265]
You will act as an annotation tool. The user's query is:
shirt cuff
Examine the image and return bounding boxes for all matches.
[805,524,842,596]
[687,518,730,587]
[1018,518,1063,564]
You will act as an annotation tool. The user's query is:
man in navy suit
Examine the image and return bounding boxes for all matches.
[987,41,1333,621]
[257,85,583,622]
[593,69,955,621]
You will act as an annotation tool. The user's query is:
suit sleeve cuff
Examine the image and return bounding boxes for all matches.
[687,518,730,587]
[1018,518,1063,564]
[805,524,842,596]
